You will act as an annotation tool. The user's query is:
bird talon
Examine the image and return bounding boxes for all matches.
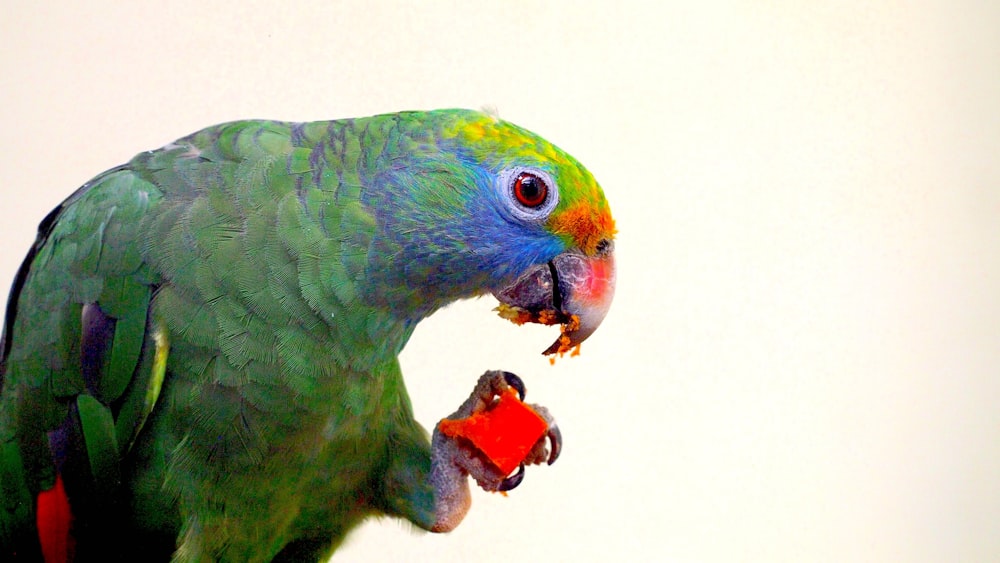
[546,424,562,465]
[498,463,525,491]
[501,371,526,400]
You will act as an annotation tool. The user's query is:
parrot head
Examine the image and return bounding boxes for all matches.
[362,109,616,354]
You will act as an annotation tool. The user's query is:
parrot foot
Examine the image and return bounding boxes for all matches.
[428,370,560,532]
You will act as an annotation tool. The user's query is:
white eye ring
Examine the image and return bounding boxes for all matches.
[497,167,559,222]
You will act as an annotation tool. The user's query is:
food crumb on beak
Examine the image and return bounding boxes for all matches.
[496,304,583,362]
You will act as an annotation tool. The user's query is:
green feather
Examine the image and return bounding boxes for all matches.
[76,394,120,489]
[103,304,147,403]
[114,323,167,452]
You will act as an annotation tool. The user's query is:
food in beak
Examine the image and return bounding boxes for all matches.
[494,251,615,356]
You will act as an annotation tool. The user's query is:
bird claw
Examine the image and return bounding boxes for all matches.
[502,371,526,401]
[546,424,562,465]
[498,463,525,491]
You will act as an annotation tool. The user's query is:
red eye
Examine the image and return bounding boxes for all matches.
[512,172,548,208]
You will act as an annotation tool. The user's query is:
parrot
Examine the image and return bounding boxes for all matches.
[0,108,616,561]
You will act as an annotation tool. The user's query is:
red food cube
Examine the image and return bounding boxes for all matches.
[438,389,548,475]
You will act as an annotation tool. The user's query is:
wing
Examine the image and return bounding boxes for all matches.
[0,164,166,557]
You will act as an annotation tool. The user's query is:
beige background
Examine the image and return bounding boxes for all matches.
[2,1,999,561]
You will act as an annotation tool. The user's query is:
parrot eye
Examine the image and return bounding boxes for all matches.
[499,167,559,222]
[512,172,548,208]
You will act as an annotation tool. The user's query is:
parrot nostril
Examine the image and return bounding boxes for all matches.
[595,238,613,256]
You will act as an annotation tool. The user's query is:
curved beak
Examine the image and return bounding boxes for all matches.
[493,246,616,355]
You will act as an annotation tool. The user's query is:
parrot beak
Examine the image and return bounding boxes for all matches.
[493,244,616,355]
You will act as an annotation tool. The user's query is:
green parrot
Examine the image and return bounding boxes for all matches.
[0,109,616,561]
